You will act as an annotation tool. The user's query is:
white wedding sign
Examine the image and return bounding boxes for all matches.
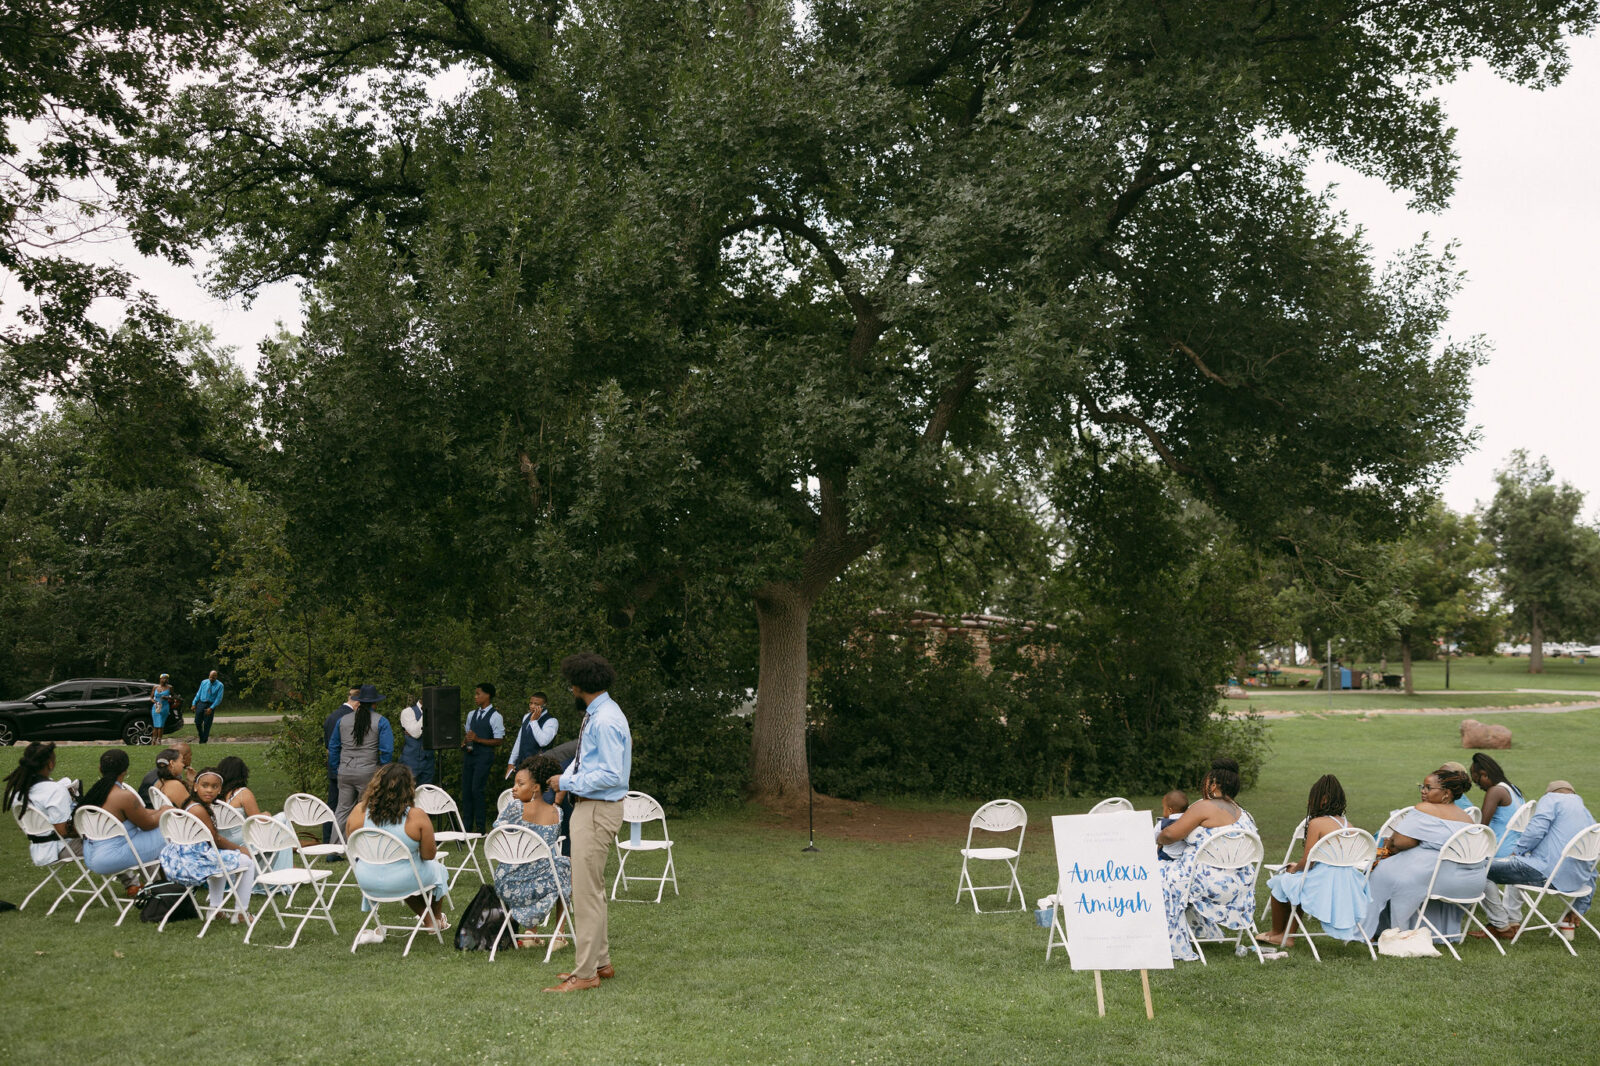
[1051,810,1174,972]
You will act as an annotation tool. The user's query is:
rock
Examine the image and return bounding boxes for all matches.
[1460,719,1512,749]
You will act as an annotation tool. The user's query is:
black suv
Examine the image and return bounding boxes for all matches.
[0,679,185,746]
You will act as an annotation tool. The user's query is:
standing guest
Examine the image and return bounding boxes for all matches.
[1156,757,1258,961]
[150,674,175,744]
[190,669,225,745]
[1359,767,1478,942]
[505,692,558,779]
[330,683,395,831]
[79,750,165,884]
[544,653,630,993]
[1485,780,1598,941]
[346,763,450,935]
[5,741,81,865]
[459,683,504,834]
[494,755,573,944]
[1259,774,1370,947]
[160,768,257,920]
[399,695,436,786]
[1467,753,1528,939]
[321,688,359,844]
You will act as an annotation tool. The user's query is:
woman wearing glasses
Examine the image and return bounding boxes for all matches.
[1359,766,1478,942]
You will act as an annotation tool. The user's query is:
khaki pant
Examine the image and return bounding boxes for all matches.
[569,798,624,979]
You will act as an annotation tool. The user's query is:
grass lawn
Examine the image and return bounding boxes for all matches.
[3,715,1599,1066]
[1330,655,1600,693]
[1238,689,1593,713]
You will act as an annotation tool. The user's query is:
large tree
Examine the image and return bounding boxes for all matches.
[128,0,1589,799]
[1482,451,1600,674]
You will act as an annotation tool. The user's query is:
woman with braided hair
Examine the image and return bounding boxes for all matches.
[1259,774,1370,947]
[1359,765,1479,942]
[5,741,80,866]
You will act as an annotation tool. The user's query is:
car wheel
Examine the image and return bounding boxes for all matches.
[122,718,154,746]
[0,719,15,746]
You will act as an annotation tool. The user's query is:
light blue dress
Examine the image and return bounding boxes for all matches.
[1267,816,1371,941]
[218,797,294,893]
[1484,783,1526,858]
[151,686,174,728]
[1161,808,1260,960]
[83,817,165,874]
[1360,809,1487,942]
[352,810,449,912]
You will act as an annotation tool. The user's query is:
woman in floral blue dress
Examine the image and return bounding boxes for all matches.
[493,755,572,940]
[159,769,257,920]
[1157,757,1260,960]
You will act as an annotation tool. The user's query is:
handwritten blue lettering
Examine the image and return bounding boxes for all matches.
[1073,892,1152,918]
[1068,860,1150,885]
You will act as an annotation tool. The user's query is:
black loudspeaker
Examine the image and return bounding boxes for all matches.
[421,686,461,750]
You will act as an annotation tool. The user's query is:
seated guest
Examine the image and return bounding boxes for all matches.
[79,750,165,881]
[1157,757,1258,961]
[1486,780,1597,941]
[5,741,81,865]
[1359,766,1478,942]
[216,756,266,820]
[159,768,257,921]
[1440,761,1478,815]
[1156,790,1189,861]
[1468,753,1528,939]
[152,749,191,808]
[346,763,449,933]
[493,756,573,944]
[1259,775,1369,947]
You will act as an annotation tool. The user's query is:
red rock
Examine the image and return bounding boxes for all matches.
[1460,718,1512,749]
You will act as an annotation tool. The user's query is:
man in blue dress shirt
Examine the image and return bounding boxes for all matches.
[191,670,225,744]
[459,683,504,833]
[544,652,630,993]
[1485,780,1598,939]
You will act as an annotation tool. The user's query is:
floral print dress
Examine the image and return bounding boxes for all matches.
[1160,809,1260,960]
[492,801,572,927]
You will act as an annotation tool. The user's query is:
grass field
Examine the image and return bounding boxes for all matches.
[3,709,1598,1066]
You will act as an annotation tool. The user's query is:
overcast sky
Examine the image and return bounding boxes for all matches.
[12,35,1597,517]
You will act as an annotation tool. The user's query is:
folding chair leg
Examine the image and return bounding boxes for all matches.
[48,866,99,916]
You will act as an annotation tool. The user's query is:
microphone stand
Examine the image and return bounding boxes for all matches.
[803,720,818,853]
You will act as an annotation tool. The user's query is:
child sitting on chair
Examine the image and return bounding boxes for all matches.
[1156,790,1189,861]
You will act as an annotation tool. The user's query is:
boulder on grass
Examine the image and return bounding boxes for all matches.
[1460,719,1512,749]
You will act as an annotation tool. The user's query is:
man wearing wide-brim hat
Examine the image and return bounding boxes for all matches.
[330,683,395,834]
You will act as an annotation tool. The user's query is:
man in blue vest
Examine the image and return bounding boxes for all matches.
[191,670,224,744]
[505,692,558,778]
[459,682,504,833]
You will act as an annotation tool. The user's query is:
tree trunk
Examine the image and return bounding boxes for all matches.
[749,582,813,803]
[1529,610,1544,674]
[1400,633,1413,696]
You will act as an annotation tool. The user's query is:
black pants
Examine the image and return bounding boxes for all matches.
[461,750,495,833]
[194,705,215,743]
[323,773,340,844]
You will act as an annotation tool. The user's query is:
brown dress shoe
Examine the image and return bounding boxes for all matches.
[557,963,615,981]
[544,975,601,993]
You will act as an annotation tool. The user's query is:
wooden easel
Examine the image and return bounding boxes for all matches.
[1092,970,1155,1019]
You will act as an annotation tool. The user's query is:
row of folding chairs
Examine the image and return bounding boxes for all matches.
[496,788,680,903]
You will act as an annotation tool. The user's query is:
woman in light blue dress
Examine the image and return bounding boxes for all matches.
[1260,774,1370,946]
[216,755,293,892]
[1360,766,1482,942]
[345,763,449,931]
[159,769,257,918]
[493,757,573,934]
[1470,753,1527,935]
[1158,757,1260,961]
[150,674,175,744]
[79,750,166,877]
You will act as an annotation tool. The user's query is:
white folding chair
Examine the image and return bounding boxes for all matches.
[1499,800,1537,848]
[1260,817,1309,921]
[283,792,354,901]
[1183,828,1266,964]
[242,814,337,949]
[71,805,164,925]
[1465,805,1483,824]
[956,799,1026,913]
[1089,797,1134,814]
[1277,826,1378,961]
[156,808,252,937]
[14,805,100,914]
[1412,822,1499,960]
[484,824,575,961]
[1044,892,1069,961]
[1507,824,1600,957]
[415,783,483,894]
[612,791,678,903]
[497,788,519,814]
[148,786,175,811]
[210,799,246,841]
[345,827,446,956]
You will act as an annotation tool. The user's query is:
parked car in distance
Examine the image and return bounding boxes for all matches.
[0,679,183,746]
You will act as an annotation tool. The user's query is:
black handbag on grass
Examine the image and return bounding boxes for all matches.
[454,884,516,951]
[136,879,199,923]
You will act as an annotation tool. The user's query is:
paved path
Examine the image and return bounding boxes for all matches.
[1252,698,1600,719]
